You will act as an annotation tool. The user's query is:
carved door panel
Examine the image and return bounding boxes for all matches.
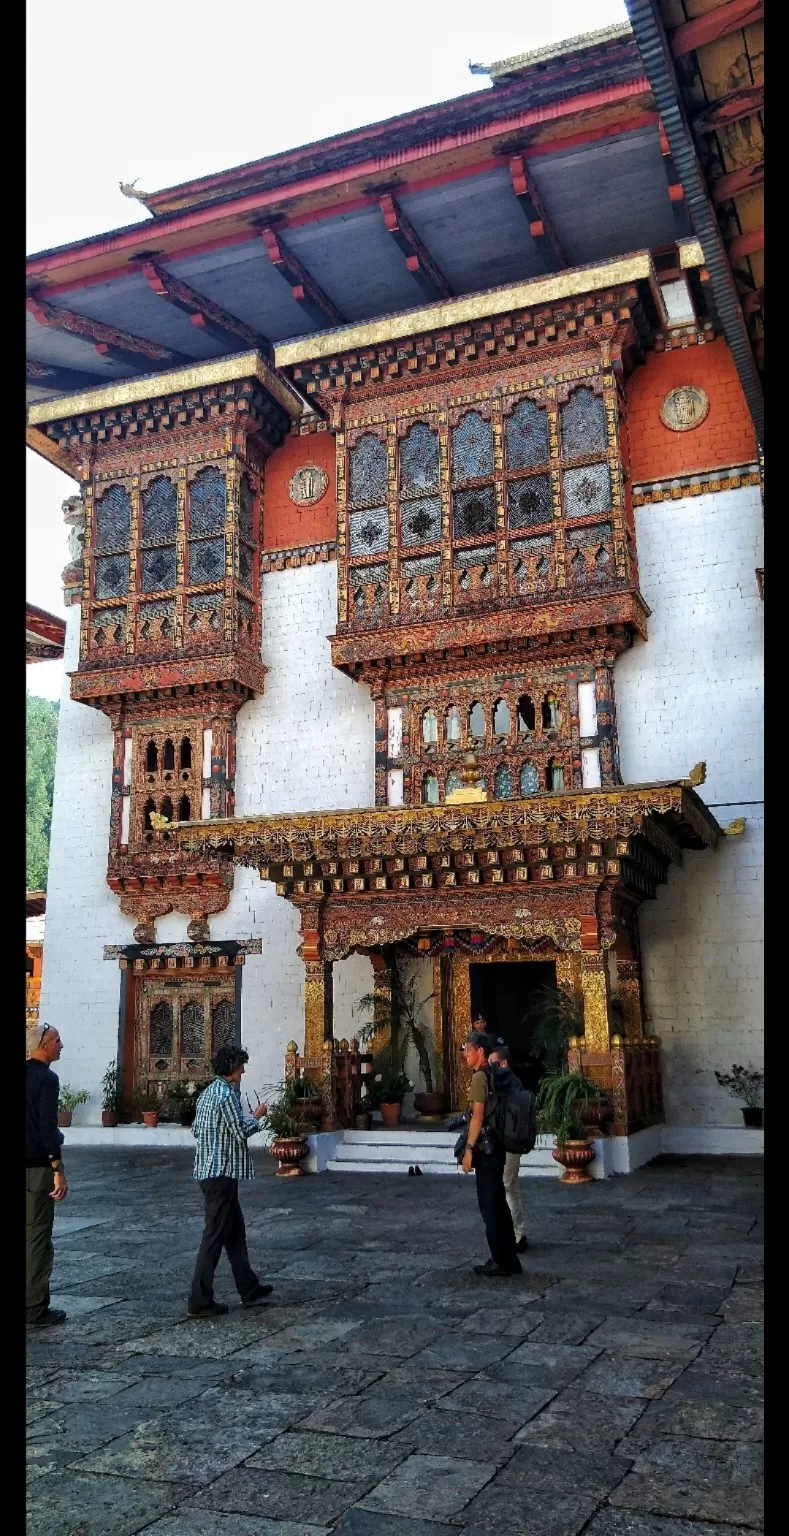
[134,975,236,1098]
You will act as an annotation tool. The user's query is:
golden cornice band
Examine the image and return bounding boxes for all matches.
[678,238,705,270]
[274,252,659,368]
[26,350,304,427]
[174,781,720,860]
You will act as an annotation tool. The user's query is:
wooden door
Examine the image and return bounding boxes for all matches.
[134,974,236,1099]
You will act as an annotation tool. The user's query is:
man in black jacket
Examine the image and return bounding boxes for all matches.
[26,1024,68,1327]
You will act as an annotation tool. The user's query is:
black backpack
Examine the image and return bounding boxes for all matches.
[486,1065,538,1156]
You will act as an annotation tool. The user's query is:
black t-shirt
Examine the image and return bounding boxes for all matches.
[26,1059,64,1166]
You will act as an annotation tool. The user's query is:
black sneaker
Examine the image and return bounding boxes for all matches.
[242,1284,273,1308]
[187,1301,229,1319]
[473,1260,522,1277]
[27,1308,67,1328]
[515,1236,529,1252]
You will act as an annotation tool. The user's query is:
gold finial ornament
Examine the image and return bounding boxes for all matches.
[688,762,706,787]
[723,818,746,837]
[445,750,488,804]
[149,811,170,830]
[611,1034,624,1047]
[286,1041,298,1054]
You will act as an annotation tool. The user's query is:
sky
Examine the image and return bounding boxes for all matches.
[26,0,628,702]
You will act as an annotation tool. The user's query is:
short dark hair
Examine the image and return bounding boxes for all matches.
[490,1040,512,1064]
[212,1044,249,1077]
[463,1029,497,1056]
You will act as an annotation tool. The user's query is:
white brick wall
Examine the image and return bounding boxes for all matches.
[41,563,376,1122]
[616,485,763,1126]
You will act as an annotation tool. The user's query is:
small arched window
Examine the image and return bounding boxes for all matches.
[518,695,535,734]
[446,770,463,797]
[178,795,191,823]
[149,1001,174,1057]
[180,737,192,771]
[145,740,158,773]
[163,739,175,771]
[469,702,486,739]
[422,773,440,805]
[181,1001,204,1058]
[160,795,173,823]
[422,709,438,745]
[520,762,539,796]
[548,760,565,792]
[445,707,462,744]
[213,1000,236,1052]
[542,693,561,731]
[143,796,156,831]
[493,699,511,736]
[494,765,514,799]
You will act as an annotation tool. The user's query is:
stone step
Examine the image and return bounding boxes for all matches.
[327,1130,561,1178]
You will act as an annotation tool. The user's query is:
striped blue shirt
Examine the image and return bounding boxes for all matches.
[192,1077,261,1181]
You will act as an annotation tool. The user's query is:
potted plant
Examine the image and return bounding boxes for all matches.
[262,1093,310,1176]
[133,1089,161,1128]
[536,1071,600,1184]
[100,1060,123,1127]
[527,985,585,1073]
[364,1059,413,1129]
[714,1065,764,1128]
[166,1078,205,1126]
[359,962,443,1116]
[57,1086,89,1128]
[288,1072,324,1129]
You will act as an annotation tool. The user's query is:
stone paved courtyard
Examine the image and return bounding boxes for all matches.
[26,1150,763,1536]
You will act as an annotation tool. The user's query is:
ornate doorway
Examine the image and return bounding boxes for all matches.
[134,974,236,1098]
[469,959,557,1094]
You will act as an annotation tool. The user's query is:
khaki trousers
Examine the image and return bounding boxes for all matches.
[502,1151,526,1241]
[26,1167,55,1322]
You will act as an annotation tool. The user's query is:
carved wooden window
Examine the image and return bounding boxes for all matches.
[560,387,606,457]
[188,467,226,587]
[422,708,438,745]
[542,693,561,730]
[445,707,462,743]
[399,423,441,548]
[451,412,495,543]
[494,764,514,799]
[446,769,462,796]
[469,701,486,739]
[150,1000,174,1057]
[493,699,511,736]
[180,737,192,770]
[146,740,158,773]
[518,695,535,734]
[422,772,439,805]
[548,759,565,791]
[94,484,131,601]
[238,474,256,593]
[212,999,236,1052]
[143,796,156,830]
[520,762,539,796]
[350,434,387,505]
[178,794,191,822]
[163,738,175,771]
[181,1001,204,1058]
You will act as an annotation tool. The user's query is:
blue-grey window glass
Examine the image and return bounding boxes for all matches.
[452,542,496,569]
[446,770,462,796]
[505,399,549,468]
[181,1001,204,1058]
[494,765,514,799]
[349,507,389,557]
[189,537,225,585]
[595,545,611,574]
[189,467,226,534]
[422,773,439,805]
[422,709,438,744]
[550,761,565,791]
[400,496,441,546]
[150,1001,174,1057]
[94,553,130,599]
[452,411,493,484]
[560,387,607,458]
[453,485,496,539]
[445,707,462,741]
[563,462,612,519]
[493,699,511,735]
[469,702,486,738]
[213,1000,236,1051]
[507,475,551,530]
[239,474,254,542]
[238,541,253,589]
[141,477,177,543]
[95,484,131,552]
[518,696,535,733]
[520,761,539,795]
[400,422,439,494]
[141,546,177,593]
[349,434,387,505]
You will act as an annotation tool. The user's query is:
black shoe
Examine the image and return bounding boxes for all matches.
[27,1308,67,1328]
[187,1301,229,1319]
[414,1165,423,1175]
[242,1284,273,1308]
[408,1166,415,1175]
[515,1236,529,1252]
[473,1260,522,1277]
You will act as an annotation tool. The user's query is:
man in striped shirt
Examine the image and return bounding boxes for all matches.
[188,1044,273,1319]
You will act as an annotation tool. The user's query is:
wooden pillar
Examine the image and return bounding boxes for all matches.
[617,960,646,1042]
[579,949,612,1053]
[370,950,393,1057]
[304,961,333,1060]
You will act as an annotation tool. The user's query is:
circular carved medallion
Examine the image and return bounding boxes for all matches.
[288,464,329,505]
[659,386,710,432]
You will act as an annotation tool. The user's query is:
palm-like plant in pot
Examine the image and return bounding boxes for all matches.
[358,962,441,1116]
[527,985,613,1126]
[537,1071,601,1184]
[101,1060,123,1127]
[363,1054,413,1128]
[262,1087,310,1176]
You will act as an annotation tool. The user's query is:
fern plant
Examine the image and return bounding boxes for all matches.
[527,985,585,1073]
[536,1070,601,1143]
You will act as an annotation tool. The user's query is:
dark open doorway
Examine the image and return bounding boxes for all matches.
[469,960,556,1094]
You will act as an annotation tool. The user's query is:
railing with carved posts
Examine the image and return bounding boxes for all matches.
[567,1034,664,1135]
[284,1039,373,1131]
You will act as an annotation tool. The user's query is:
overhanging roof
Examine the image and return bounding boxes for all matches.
[26,602,66,662]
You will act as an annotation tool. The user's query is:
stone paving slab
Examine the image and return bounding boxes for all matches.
[26,1150,762,1536]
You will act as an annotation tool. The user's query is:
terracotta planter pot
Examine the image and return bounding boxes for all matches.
[270,1135,309,1177]
[552,1138,596,1184]
[57,1111,72,1128]
[742,1107,763,1128]
[142,1111,159,1128]
[380,1102,402,1129]
[101,1112,118,1128]
[413,1092,446,1121]
[353,1112,372,1131]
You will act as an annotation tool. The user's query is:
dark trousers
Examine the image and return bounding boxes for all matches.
[188,1176,259,1310]
[474,1146,519,1270]
[26,1168,55,1321]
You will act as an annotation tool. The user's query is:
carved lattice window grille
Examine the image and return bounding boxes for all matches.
[188,467,226,590]
[212,1000,236,1051]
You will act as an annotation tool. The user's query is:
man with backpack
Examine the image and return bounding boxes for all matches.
[459,1029,522,1277]
[488,1041,529,1252]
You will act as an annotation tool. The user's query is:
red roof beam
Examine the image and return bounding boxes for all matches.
[259,228,344,327]
[137,260,271,356]
[669,0,763,59]
[508,157,566,270]
[379,195,452,302]
[692,83,764,136]
[727,228,764,262]
[26,295,185,368]
[710,159,764,205]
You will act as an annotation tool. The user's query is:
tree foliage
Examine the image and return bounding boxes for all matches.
[26,695,59,891]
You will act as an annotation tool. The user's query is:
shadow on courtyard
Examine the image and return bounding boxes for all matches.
[27,1151,763,1536]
